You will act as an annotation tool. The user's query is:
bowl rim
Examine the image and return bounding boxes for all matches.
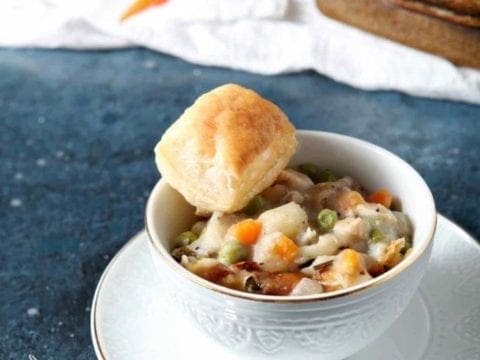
[145,130,437,303]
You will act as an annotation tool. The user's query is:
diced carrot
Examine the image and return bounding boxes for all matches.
[273,235,298,262]
[366,189,392,208]
[335,249,362,275]
[232,219,262,246]
[120,0,168,22]
[336,191,365,212]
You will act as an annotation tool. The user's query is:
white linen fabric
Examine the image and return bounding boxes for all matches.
[1,0,479,104]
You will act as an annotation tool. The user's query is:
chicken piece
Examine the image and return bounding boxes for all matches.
[258,202,308,240]
[257,272,304,295]
[368,237,406,269]
[368,241,388,263]
[297,233,339,264]
[290,278,324,295]
[381,238,405,268]
[300,255,336,276]
[334,191,366,217]
[188,212,243,257]
[275,169,314,191]
[242,270,308,295]
[183,258,243,290]
[303,177,360,220]
[333,217,370,252]
[354,203,401,241]
[296,226,318,246]
[314,249,372,290]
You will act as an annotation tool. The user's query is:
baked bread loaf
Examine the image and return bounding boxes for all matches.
[316,0,480,68]
[155,83,297,213]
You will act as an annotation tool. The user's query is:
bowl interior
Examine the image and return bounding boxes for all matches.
[146,130,436,301]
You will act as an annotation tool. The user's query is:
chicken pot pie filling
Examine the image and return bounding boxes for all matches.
[171,164,413,296]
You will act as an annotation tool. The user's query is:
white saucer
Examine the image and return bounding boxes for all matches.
[91,215,480,360]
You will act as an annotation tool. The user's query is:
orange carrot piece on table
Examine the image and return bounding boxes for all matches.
[366,189,392,208]
[120,0,168,22]
[232,219,262,246]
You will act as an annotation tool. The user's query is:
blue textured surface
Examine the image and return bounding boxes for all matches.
[1,48,479,359]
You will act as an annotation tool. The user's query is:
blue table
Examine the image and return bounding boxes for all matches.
[1,48,479,358]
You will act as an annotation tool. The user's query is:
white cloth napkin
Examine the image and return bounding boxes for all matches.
[1,0,479,104]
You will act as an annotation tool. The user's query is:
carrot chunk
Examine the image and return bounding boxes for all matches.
[273,235,299,262]
[232,219,262,246]
[366,189,392,208]
[336,248,362,275]
[336,191,365,212]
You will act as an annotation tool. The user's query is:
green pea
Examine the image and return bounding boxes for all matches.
[243,195,266,216]
[218,240,248,265]
[369,229,385,243]
[317,209,338,231]
[176,231,198,246]
[298,163,320,181]
[317,169,337,182]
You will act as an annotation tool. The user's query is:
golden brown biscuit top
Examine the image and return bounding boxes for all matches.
[155,83,297,212]
[181,83,295,177]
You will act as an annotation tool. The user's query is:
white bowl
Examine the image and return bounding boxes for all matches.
[145,130,437,360]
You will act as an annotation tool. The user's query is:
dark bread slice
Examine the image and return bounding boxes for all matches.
[394,0,480,27]
[421,0,480,16]
[316,0,480,68]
